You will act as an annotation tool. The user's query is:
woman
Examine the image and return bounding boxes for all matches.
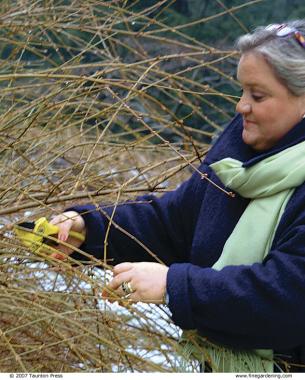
[51,21,305,371]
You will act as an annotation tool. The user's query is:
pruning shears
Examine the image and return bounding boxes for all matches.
[14,217,85,255]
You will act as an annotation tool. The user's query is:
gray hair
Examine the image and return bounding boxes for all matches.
[236,20,305,96]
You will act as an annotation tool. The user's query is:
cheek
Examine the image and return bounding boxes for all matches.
[252,105,279,133]
[242,107,279,150]
[253,108,299,147]
[254,98,300,128]
[254,105,275,122]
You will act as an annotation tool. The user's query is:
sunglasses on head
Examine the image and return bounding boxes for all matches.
[267,24,305,49]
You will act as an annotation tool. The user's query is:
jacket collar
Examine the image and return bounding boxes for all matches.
[206,113,305,168]
[243,115,305,167]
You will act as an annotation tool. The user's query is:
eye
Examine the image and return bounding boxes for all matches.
[252,93,265,102]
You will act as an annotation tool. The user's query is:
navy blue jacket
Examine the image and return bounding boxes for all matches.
[69,114,305,369]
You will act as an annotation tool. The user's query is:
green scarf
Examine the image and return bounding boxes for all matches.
[193,140,305,372]
[210,140,305,269]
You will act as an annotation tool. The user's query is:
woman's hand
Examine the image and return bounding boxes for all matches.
[103,262,169,304]
[49,211,86,260]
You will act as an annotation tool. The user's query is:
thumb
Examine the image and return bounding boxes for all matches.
[50,215,73,242]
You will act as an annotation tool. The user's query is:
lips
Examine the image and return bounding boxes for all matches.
[243,119,256,128]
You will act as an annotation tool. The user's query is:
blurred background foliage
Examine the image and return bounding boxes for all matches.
[1,0,305,372]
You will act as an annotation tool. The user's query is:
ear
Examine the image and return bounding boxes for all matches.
[298,95,305,119]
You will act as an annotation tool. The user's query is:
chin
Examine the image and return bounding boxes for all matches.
[242,129,255,146]
[243,137,271,151]
[242,131,266,151]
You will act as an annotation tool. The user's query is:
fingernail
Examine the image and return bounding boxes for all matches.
[59,233,67,242]
[54,253,65,260]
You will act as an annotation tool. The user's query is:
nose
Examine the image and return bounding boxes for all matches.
[236,94,252,115]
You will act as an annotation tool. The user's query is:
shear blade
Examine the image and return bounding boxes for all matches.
[17,222,35,230]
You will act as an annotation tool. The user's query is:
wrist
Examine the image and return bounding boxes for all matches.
[162,291,169,305]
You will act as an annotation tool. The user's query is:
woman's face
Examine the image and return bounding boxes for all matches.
[236,52,305,151]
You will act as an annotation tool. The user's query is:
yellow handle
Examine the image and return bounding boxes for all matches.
[67,229,85,242]
[14,217,85,255]
[35,217,85,243]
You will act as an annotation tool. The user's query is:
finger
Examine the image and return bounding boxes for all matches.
[49,215,63,225]
[56,221,72,242]
[101,287,109,299]
[50,240,73,258]
[50,214,73,241]
[113,262,133,275]
[50,211,76,225]
[102,285,138,304]
[58,229,70,242]
[50,252,67,261]
[101,286,118,302]
[118,290,141,306]
[108,273,132,291]
[102,282,129,302]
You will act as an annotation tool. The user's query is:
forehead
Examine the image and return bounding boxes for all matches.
[237,53,279,88]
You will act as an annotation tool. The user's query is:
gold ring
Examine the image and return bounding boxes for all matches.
[121,281,134,295]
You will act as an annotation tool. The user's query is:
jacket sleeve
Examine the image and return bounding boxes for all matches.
[67,163,207,266]
[167,196,305,350]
